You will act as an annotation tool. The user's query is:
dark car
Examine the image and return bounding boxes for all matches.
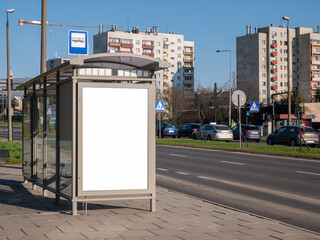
[160,123,178,138]
[178,123,201,138]
[267,126,319,147]
[232,124,261,142]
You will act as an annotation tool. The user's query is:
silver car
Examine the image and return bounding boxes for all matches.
[192,124,233,142]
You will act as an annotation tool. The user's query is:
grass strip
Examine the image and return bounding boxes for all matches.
[0,141,22,164]
[157,138,320,160]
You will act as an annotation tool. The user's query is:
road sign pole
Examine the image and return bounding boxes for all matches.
[238,94,242,148]
[158,112,161,138]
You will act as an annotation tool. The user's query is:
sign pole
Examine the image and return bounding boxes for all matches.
[159,112,161,138]
[238,94,242,148]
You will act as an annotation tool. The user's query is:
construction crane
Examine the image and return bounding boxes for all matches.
[19,19,124,33]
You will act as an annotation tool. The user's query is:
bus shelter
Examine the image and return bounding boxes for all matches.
[18,53,171,215]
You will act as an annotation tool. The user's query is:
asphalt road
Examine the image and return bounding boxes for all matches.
[156,145,320,233]
[0,125,22,141]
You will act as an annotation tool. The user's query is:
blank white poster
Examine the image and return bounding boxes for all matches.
[82,87,148,191]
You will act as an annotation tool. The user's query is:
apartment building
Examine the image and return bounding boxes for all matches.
[237,25,320,105]
[93,26,195,110]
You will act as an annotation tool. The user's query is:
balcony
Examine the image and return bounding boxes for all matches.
[272,85,278,90]
[163,48,168,53]
[109,42,121,47]
[274,95,278,99]
[184,57,194,62]
[115,50,133,54]
[163,56,168,60]
[163,71,168,76]
[312,60,320,65]
[271,52,277,57]
[184,64,193,68]
[184,79,193,84]
[163,86,168,91]
[142,52,154,57]
[163,78,168,83]
[183,50,194,54]
[142,44,154,49]
[272,68,278,73]
[312,76,320,81]
[271,43,277,48]
[121,43,133,48]
[184,72,194,77]
[272,76,278,81]
[272,60,277,65]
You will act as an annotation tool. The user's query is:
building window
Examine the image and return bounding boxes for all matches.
[262,73,266,78]
[284,58,288,62]
[280,57,283,62]
[177,46,181,51]
[178,54,181,58]
[280,82,283,87]
[262,40,266,44]
[170,57,174,60]
[171,49,174,52]
[280,33,283,37]
[136,40,140,45]
[262,81,266,86]
[280,41,282,45]
[280,65,283,70]
[171,42,174,45]
[284,41,288,46]
[178,39,181,43]
[163,38,168,42]
[157,41,160,46]
[156,50,161,54]
[262,65,266,70]
[280,49,283,53]
[136,48,140,53]
[262,48,266,53]
[262,90,266,94]
[272,32,277,38]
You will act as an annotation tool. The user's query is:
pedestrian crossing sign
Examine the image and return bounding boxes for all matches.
[155,101,165,112]
[249,102,259,113]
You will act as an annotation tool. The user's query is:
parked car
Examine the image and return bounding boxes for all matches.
[178,123,201,138]
[232,124,261,142]
[267,126,319,147]
[160,123,178,138]
[318,129,320,140]
[191,123,233,142]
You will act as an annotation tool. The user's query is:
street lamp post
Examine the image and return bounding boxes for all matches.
[282,16,291,125]
[6,8,14,142]
[216,49,232,126]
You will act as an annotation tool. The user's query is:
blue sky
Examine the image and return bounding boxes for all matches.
[0,0,319,88]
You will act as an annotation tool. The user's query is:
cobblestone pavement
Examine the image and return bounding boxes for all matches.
[0,165,319,240]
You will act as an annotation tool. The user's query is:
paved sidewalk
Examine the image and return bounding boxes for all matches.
[0,165,319,240]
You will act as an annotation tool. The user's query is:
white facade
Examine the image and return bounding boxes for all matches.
[237,25,320,105]
[93,27,194,101]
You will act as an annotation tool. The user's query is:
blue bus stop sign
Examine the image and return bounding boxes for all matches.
[68,30,88,55]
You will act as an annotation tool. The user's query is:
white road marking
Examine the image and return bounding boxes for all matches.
[196,175,320,205]
[169,154,187,158]
[296,171,320,177]
[175,171,190,175]
[198,176,214,181]
[157,168,169,172]
[221,160,245,166]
